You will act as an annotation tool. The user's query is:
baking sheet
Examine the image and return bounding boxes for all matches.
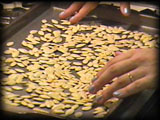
[1,2,159,120]
[1,4,121,120]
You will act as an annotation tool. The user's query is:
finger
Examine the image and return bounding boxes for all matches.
[107,50,134,67]
[59,2,85,19]
[113,77,149,98]
[69,2,98,24]
[115,52,122,56]
[120,2,130,16]
[94,68,146,104]
[97,50,134,78]
[89,57,137,94]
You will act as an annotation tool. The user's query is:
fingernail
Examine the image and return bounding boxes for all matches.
[89,86,95,94]
[59,12,65,16]
[92,78,97,83]
[124,8,130,15]
[95,96,103,103]
[70,16,75,21]
[113,91,121,97]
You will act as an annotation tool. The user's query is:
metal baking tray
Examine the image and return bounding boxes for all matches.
[1,2,159,120]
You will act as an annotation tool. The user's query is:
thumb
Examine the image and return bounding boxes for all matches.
[120,2,130,16]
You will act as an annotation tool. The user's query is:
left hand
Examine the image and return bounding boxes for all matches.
[89,48,158,105]
[59,2,98,24]
[59,2,130,24]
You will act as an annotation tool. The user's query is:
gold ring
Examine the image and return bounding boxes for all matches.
[127,73,133,82]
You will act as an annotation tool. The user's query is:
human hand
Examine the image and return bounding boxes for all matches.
[89,48,158,105]
[59,2,130,24]
[120,2,130,16]
[59,2,98,24]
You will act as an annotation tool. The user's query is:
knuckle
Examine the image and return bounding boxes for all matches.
[101,89,111,99]
[125,88,131,94]
[96,79,104,87]
[132,55,145,63]
[94,79,103,89]
[116,79,125,86]
[95,76,108,90]
[133,81,142,89]
[108,65,118,75]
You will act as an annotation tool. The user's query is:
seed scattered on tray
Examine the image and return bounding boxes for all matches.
[41,19,47,23]
[6,42,14,46]
[1,18,158,119]
[74,111,83,118]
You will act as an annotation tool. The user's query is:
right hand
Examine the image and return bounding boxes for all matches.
[59,2,130,24]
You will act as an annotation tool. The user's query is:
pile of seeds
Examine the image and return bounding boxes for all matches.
[1,18,158,119]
